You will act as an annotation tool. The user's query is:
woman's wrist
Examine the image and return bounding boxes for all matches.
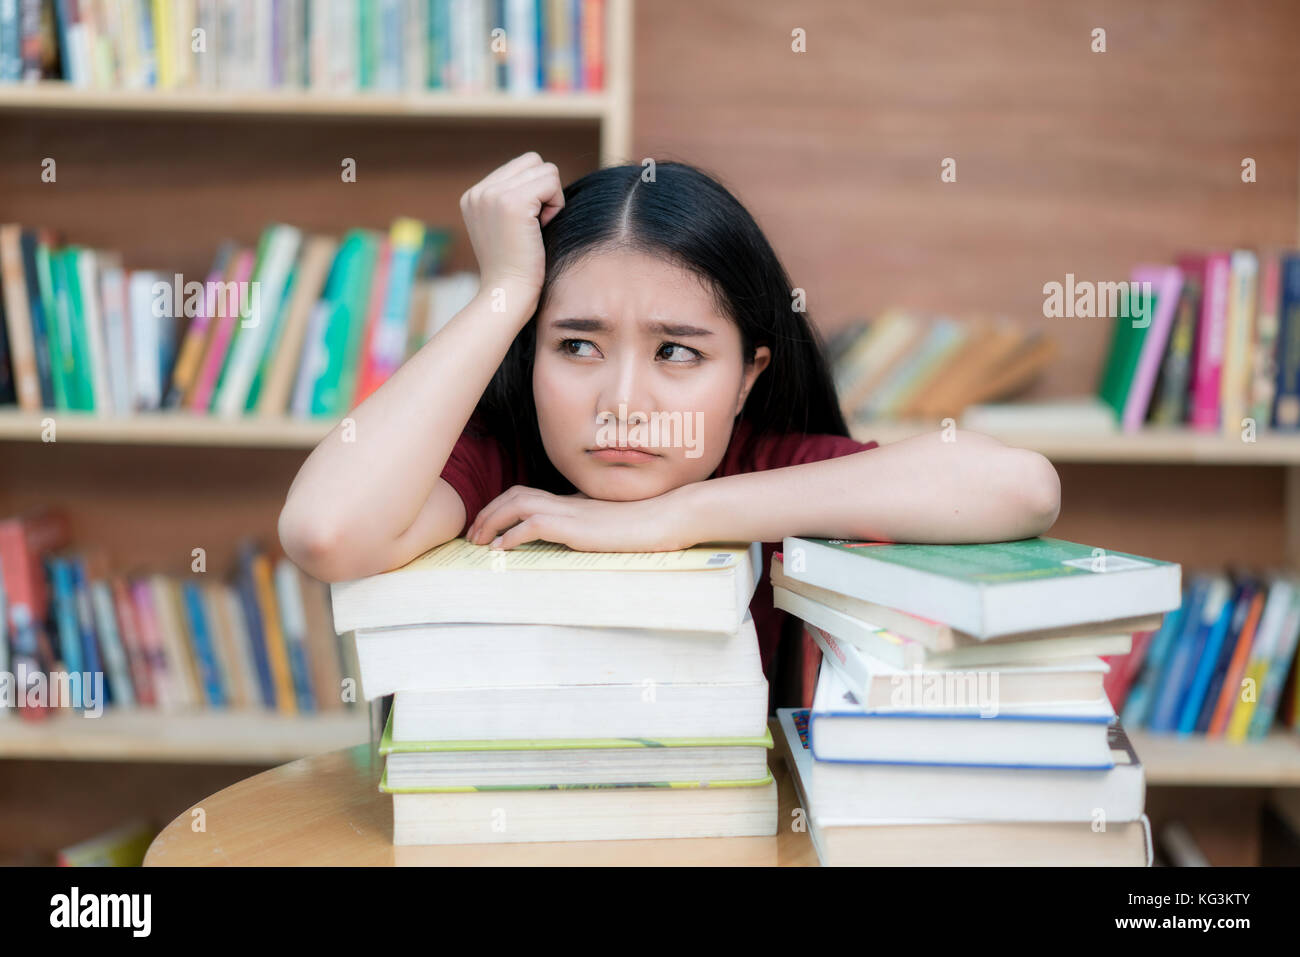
[474,277,541,326]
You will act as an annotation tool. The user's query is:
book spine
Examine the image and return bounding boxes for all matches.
[1271,255,1300,430]
[1248,252,1282,426]
[110,576,154,706]
[180,580,226,707]
[251,553,296,714]
[236,548,276,708]
[70,558,106,709]
[1247,586,1300,738]
[1219,251,1259,435]
[1189,253,1230,430]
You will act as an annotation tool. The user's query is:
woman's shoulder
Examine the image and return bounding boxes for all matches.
[716,417,879,476]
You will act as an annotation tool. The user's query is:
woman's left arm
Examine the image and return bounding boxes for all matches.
[672,429,1061,545]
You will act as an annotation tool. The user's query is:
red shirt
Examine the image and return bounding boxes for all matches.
[438,417,879,691]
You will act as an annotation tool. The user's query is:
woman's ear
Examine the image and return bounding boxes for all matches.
[735,345,772,416]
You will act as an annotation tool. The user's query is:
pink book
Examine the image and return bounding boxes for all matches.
[189,249,255,413]
[129,578,170,709]
[1180,252,1231,431]
[1123,265,1185,431]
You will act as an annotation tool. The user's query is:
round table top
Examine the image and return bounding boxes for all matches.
[144,718,817,866]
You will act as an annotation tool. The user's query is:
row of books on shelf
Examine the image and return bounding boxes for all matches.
[1096,252,1300,434]
[0,221,481,418]
[769,537,1183,865]
[826,312,1060,423]
[0,506,361,718]
[332,530,1185,862]
[1106,574,1300,739]
[0,0,606,94]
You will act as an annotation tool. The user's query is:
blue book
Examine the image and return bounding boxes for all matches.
[236,544,276,708]
[1195,581,1258,733]
[1147,578,1213,731]
[1119,590,1188,728]
[69,558,107,709]
[1271,254,1300,429]
[45,557,86,708]
[1177,581,1240,734]
[809,658,1116,769]
[534,0,545,89]
[181,582,226,708]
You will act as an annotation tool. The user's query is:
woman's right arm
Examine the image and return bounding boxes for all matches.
[277,152,564,582]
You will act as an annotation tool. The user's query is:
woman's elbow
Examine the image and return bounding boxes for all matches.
[278,506,350,583]
[1009,449,1061,534]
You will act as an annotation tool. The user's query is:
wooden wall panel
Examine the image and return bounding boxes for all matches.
[631,0,1300,398]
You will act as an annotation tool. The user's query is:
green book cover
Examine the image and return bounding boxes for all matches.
[316,229,378,416]
[380,708,774,755]
[59,248,94,411]
[309,231,363,416]
[798,537,1171,586]
[211,226,274,408]
[1097,284,1153,418]
[379,765,775,795]
[35,242,69,411]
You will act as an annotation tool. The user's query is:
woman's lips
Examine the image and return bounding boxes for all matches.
[587,448,659,463]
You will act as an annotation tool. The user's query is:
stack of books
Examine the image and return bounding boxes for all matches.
[0,0,608,95]
[329,537,779,846]
[0,220,480,419]
[771,535,1183,866]
[0,505,358,718]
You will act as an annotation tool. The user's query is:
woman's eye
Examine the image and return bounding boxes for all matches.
[560,338,599,358]
[658,342,701,362]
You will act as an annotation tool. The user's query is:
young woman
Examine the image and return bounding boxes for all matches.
[279,152,1061,705]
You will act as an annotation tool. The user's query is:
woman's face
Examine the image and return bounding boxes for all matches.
[533,247,771,502]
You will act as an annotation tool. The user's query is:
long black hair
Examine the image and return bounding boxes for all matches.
[465,160,850,492]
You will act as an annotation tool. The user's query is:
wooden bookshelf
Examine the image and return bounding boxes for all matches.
[1130,731,1300,788]
[0,710,370,764]
[0,2,635,167]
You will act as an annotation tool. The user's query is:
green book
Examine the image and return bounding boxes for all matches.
[1097,284,1153,418]
[211,226,274,407]
[34,241,69,411]
[312,229,378,417]
[244,258,300,411]
[379,766,775,795]
[783,536,1181,639]
[57,248,94,411]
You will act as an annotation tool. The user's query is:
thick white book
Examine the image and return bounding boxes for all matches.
[778,709,1151,866]
[354,612,761,698]
[391,677,769,743]
[809,658,1116,768]
[384,771,779,846]
[784,607,1109,706]
[331,539,762,635]
[779,708,1145,823]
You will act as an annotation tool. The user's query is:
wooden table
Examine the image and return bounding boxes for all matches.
[145,718,817,866]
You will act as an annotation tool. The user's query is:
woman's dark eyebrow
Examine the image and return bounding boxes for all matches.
[551,317,716,338]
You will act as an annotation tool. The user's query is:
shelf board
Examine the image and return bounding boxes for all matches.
[0,410,332,448]
[0,709,370,763]
[3,410,1300,462]
[0,82,611,121]
[1129,730,1300,787]
[855,420,1300,465]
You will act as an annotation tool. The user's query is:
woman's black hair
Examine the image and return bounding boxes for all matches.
[465,160,850,492]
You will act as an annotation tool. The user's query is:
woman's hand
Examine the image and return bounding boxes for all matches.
[460,151,564,320]
[465,485,698,553]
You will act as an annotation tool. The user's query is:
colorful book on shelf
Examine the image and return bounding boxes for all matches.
[1182,252,1232,431]
[1146,576,1223,733]
[1248,252,1283,426]
[1207,585,1266,736]
[1123,265,1183,432]
[1219,251,1259,435]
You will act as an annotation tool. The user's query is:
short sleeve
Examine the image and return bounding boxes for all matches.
[439,428,513,536]
[745,429,879,471]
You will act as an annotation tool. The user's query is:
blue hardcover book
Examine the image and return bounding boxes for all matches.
[534,0,545,89]
[1147,578,1214,731]
[181,581,226,707]
[1271,254,1300,429]
[45,557,86,708]
[1177,581,1241,734]
[808,658,1116,770]
[69,558,107,709]
[236,544,276,708]
[1195,581,1257,733]
[1120,589,1189,728]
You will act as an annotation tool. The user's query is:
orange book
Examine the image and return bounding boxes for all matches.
[1208,589,1266,736]
[251,552,296,715]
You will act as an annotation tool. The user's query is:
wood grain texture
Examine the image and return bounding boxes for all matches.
[631,0,1300,397]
